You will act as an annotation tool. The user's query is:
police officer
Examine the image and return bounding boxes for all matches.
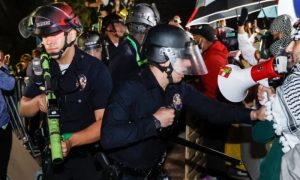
[126,3,160,45]
[78,31,104,60]
[100,24,267,179]
[117,3,160,80]
[18,2,112,179]
[101,13,142,85]
[101,13,126,62]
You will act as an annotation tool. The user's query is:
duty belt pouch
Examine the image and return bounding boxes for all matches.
[94,152,121,180]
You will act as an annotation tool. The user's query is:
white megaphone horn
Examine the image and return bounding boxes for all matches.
[218,56,288,102]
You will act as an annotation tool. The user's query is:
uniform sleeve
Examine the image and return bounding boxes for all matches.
[0,67,15,91]
[90,62,113,110]
[100,83,158,150]
[182,83,252,124]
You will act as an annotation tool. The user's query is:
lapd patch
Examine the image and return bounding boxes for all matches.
[172,93,182,111]
[78,74,87,90]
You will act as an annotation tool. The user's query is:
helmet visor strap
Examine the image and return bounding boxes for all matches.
[48,32,75,59]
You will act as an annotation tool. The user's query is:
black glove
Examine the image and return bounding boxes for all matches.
[238,7,248,26]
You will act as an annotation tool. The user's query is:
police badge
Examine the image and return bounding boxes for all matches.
[77,74,87,90]
[172,93,183,111]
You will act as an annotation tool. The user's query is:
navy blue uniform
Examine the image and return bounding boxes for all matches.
[24,47,112,133]
[24,47,113,179]
[100,67,252,171]
[105,36,144,87]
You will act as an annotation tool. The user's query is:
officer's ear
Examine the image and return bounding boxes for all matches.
[68,29,77,42]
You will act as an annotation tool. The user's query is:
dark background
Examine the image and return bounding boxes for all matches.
[0,0,47,63]
[0,0,194,65]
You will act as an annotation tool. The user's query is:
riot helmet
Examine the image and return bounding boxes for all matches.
[78,31,103,51]
[142,24,207,76]
[101,13,125,33]
[126,3,160,34]
[19,2,82,38]
[78,31,103,60]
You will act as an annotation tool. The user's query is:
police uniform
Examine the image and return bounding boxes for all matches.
[24,47,113,179]
[108,36,144,85]
[100,67,252,179]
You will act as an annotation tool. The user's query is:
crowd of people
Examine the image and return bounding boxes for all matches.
[1,0,300,180]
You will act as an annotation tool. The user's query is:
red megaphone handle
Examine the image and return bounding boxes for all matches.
[251,57,282,82]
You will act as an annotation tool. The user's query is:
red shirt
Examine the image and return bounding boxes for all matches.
[201,41,228,99]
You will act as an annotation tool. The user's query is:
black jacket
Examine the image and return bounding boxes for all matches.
[100,67,252,169]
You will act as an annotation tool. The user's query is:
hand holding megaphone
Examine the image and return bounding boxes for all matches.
[218,55,287,102]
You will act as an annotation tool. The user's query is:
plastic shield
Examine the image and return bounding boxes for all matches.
[18,16,34,38]
[170,42,208,75]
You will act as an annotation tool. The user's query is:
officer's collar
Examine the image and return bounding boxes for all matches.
[63,47,84,72]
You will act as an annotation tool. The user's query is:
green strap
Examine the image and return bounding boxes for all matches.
[62,133,73,141]
[126,36,148,66]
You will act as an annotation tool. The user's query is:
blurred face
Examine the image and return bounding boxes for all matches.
[286,40,300,67]
[42,30,75,59]
[173,59,192,74]
[271,31,283,40]
[86,47,102,60]
[107,22,126,38]
[193,34,209,51]
[42,31,66,58]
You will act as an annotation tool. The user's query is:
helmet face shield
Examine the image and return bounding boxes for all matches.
[19,16,34,38]
[19,15,66,38]
[86,48,102,60]
[18,2,82,38]
[165,42,208,75]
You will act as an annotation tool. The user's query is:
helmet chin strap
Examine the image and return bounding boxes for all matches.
[151,62,174,84]
[49,32,76,60]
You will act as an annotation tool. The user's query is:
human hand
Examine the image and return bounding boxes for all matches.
[61,139,72,157]
[257,85,275,104]
[251,106,267,121]
[37,94,47,112]
[153,107,175,128]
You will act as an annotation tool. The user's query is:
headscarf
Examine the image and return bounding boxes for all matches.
[269,15,293,56]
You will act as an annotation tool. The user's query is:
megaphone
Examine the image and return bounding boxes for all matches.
[218,56,288,102]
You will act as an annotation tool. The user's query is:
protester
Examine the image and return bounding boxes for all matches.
[254,19,300,180]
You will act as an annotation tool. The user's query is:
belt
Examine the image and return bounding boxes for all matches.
[68,143,99,157]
